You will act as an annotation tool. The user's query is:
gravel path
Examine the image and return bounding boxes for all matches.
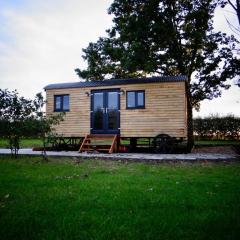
[0,148,238,162]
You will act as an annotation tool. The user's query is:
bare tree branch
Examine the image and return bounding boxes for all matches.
[237,0,240,25]
[228,0,237,11]
[227,0,240,26]
[225,16,240,35]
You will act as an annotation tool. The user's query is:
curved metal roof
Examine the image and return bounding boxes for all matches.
[44,75,187,90]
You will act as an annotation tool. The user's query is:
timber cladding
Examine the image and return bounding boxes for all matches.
[46,81,187,138]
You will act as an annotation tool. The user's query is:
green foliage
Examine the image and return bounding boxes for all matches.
[33,92,65,138]
[0,156,240,239]
[0,89,36,156]
[0,89,65,158]
[76,0,239,107]
[194,114,240,140]
[30,92,65,160]
[219,0,240,88]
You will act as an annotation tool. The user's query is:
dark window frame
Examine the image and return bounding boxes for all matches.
[126,90,145,109]
[54,94,70,112]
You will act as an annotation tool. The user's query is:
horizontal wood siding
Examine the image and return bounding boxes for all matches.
[46,81,187,138]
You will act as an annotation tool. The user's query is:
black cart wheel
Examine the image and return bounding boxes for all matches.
[152,134,174,154]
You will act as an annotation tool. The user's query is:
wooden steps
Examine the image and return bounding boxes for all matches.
[79,134,118,153]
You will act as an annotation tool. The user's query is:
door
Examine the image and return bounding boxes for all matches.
[91,89,120,134]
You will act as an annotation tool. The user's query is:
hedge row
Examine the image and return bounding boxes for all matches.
[193,115,240,140]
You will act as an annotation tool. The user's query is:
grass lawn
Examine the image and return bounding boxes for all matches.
[195,140,240,146]
[0,156,240,240]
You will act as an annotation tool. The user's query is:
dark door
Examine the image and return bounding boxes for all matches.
[91,89,120,134]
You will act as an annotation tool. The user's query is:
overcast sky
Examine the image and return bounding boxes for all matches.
[0,0,239,117]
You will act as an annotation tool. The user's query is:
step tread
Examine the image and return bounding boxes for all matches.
[81,148,110,151]
[86,138,115,141]
[84,143,112,146]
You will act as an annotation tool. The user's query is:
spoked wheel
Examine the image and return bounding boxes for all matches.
[152,134,174,153]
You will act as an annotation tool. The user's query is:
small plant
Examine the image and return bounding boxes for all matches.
[33,93,65,160]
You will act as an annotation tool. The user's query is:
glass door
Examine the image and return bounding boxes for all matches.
[91,92,105,134]
[106,91,120,134]
[91,89,120,134]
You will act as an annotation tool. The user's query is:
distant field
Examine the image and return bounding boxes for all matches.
[0,156,240,240]
[0,138,42,148]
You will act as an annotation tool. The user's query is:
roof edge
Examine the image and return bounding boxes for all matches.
[44,75,187,90]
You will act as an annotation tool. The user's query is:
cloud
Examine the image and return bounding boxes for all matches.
[0,0,112,97]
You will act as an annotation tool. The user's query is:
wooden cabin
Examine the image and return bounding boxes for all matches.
[44,76,187,153]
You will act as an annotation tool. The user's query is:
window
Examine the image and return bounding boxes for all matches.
[54,94,69,112]
[126,90,145,109]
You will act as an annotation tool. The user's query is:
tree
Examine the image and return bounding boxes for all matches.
[0,89,65,158]
[220,0,240,87]
[75,0,239,151]
[0,89,35,157]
